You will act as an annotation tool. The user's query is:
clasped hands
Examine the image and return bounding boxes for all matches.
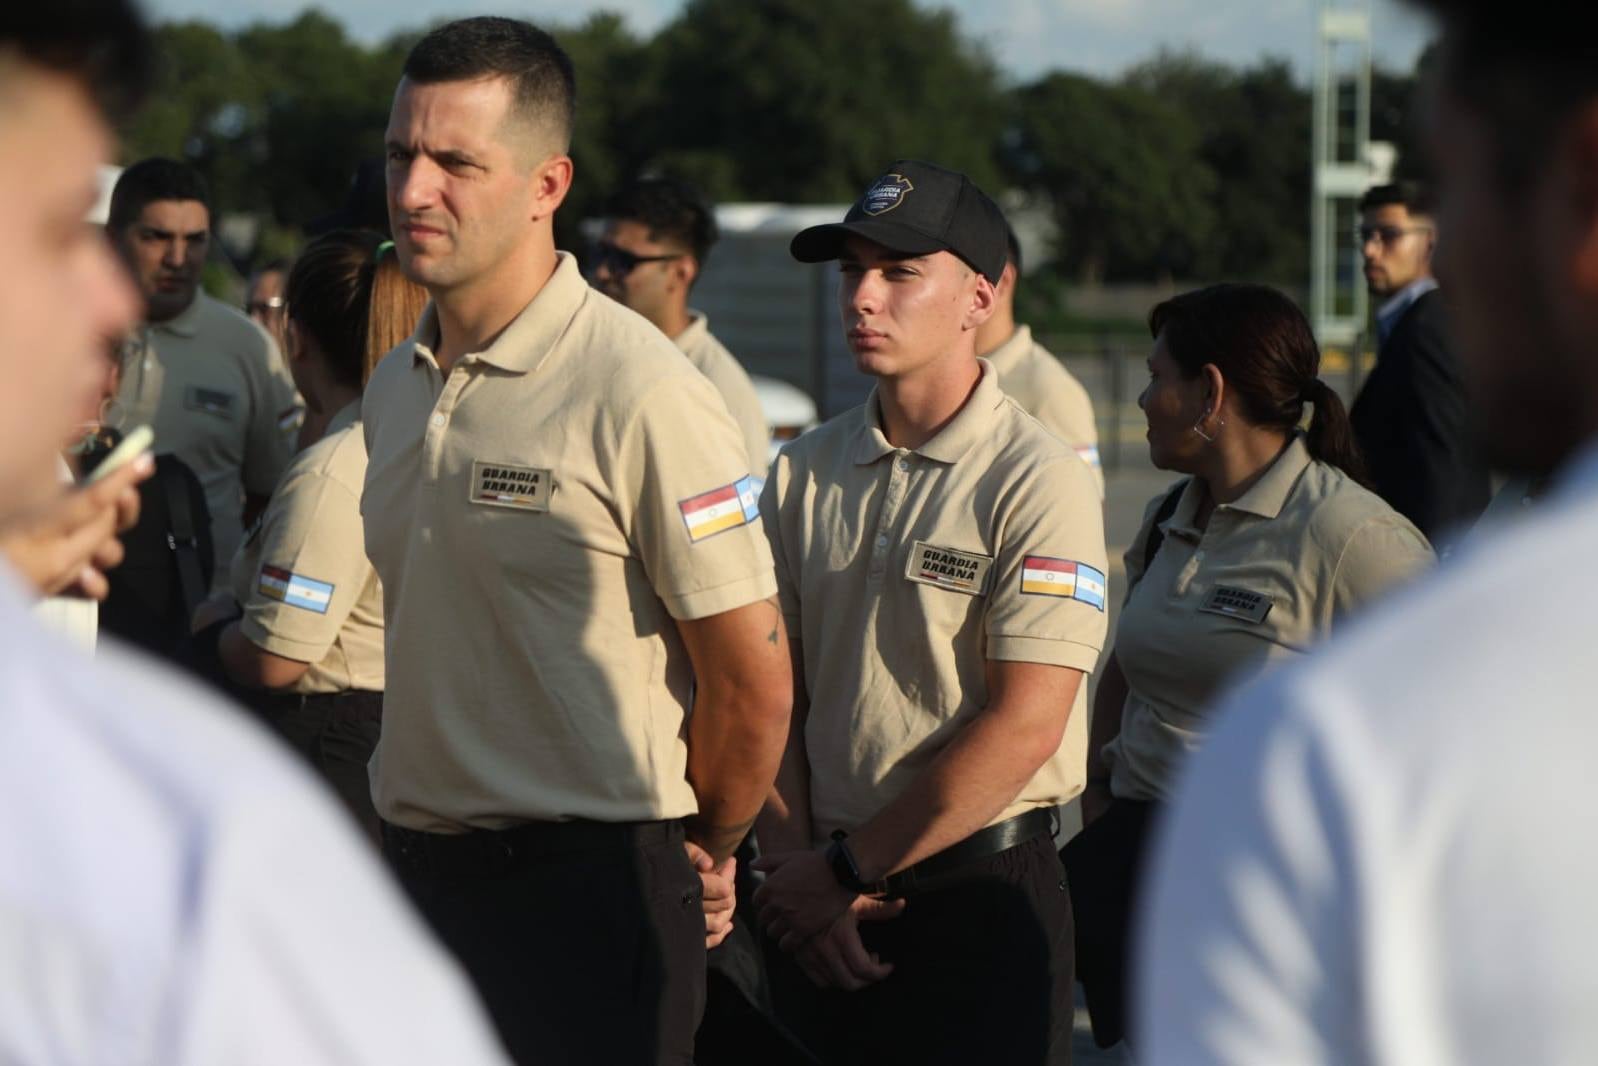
[752,848,906,991]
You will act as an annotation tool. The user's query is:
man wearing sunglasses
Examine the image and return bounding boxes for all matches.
[593,178,769,481]
[1349,181,1489,543]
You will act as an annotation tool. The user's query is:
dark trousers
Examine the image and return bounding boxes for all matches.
[384,818,707,1066]
[768,834,1074,1066]
[265,689,383,844]
[1059,798,1157,1048]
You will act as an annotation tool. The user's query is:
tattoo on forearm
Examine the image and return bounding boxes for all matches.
[765,596,780,646]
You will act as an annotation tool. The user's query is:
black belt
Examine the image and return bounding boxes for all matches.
[382,817,682,877]
[882,807,1056,897]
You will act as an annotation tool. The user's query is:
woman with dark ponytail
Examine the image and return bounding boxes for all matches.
[1063,283,1434,1048]
[190,230,427,844]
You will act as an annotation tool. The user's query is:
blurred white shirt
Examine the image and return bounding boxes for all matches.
[0,563,508,1065]
[1138,443,1598,1065]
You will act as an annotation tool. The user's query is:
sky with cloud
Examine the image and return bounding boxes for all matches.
[140,0,1438,81]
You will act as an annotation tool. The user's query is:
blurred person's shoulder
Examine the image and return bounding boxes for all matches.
[1292,452,1430,554]
[188,290,278,360]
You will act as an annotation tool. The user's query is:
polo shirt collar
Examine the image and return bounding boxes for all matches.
[979,323,1032,376]
[674,310,710,348]
[324,399,361,437]
[1225,434,1313,519]
[152,292,204,339]
[851,358,1005,466]
[409,252,587,375]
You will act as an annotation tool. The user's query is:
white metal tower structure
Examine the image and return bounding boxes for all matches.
[1310,0,1374,351]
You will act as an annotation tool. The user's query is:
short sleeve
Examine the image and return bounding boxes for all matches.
[241,330,300,497]
[758,448,802,634]
[238,467,372,664]
[615,371,776,621]
[1330,516,1435,624]
[985,454,1109,672]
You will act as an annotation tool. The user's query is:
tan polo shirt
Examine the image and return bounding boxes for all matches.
[362,253,777,832]
[981,324,1104,497]
[228,401,383,695]
[118,291,301,585]
[1104,435,1435,801]
[761,359,1108,846]
[674,311,769,479]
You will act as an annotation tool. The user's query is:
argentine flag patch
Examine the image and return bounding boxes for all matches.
[679,475,761,543]
[1019,556,1106,611]
[259,565,334,614]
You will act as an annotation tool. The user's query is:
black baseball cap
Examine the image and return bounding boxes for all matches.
[791,160,1008,283]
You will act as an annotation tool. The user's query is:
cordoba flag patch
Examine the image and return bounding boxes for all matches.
[1020,556,1106,611]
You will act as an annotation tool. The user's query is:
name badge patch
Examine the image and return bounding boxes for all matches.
[1199,585,1273,624]
[184,386,235,416]
[679,476,760,542]
[1020,556,1107,611]
[905,541,992,596]
[259,565,333,614]
[471,461,552,512]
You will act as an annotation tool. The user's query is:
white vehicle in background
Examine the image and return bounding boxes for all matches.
[751,374,818,466]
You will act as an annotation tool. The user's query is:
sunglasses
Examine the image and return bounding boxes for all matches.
[592,241,685,277]
[1355,224,1432,247]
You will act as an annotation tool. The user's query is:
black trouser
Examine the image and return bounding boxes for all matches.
[260,689,383,844]
[767,834,1075,1066]
[383,818,707,1066]
[1059,797,1157,1048]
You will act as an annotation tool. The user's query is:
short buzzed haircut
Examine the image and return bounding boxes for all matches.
[402,17,576,152]
[605,177,718,267]
[108,157,210,233]
[1359,180,1435,216]
[0,1,152,124]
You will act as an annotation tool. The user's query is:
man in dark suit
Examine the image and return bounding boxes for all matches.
[1350,181,1490,543]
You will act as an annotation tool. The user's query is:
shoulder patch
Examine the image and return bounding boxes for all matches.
[679,475,760,542]
[1020,556,1106,610]
[259,565,334,614]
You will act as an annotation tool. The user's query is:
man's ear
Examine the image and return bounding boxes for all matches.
[964,273,997,331]
[675,255,699,292]
[528,153,574,223]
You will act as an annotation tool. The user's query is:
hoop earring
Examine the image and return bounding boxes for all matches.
[99,396,127,432]
[1191,416,1225,443]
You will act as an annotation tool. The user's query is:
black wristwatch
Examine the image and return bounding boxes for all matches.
[826,830,884,895]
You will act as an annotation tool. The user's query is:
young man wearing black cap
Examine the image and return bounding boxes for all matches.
[752,160,1108,1065]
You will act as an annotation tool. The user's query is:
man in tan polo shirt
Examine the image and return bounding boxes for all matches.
[362,19,790,1066]
[109,158,302,586]
[593,176,769,480]
[974,224,1104,495]
[752,160,1108,1066]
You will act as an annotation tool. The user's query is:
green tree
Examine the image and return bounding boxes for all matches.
[641,0,1003,202]
[1005,71,1216,283]
[1125,52,1312,283]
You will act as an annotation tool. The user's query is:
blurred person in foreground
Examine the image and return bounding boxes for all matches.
[109,158,303,587]
[0,6,511,1062]
[974,225,1103,495]
[594,176,769,481]
[1349,180,1489,543]
[1067,284,1432,1048]
[366,18,789,1064]
[1139,9,1598,1063]
[191,232,423,843]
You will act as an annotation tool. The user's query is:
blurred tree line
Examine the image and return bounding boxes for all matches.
[122,0,1425,287]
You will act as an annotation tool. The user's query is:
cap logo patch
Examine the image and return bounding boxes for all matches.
[861,173,914,216]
